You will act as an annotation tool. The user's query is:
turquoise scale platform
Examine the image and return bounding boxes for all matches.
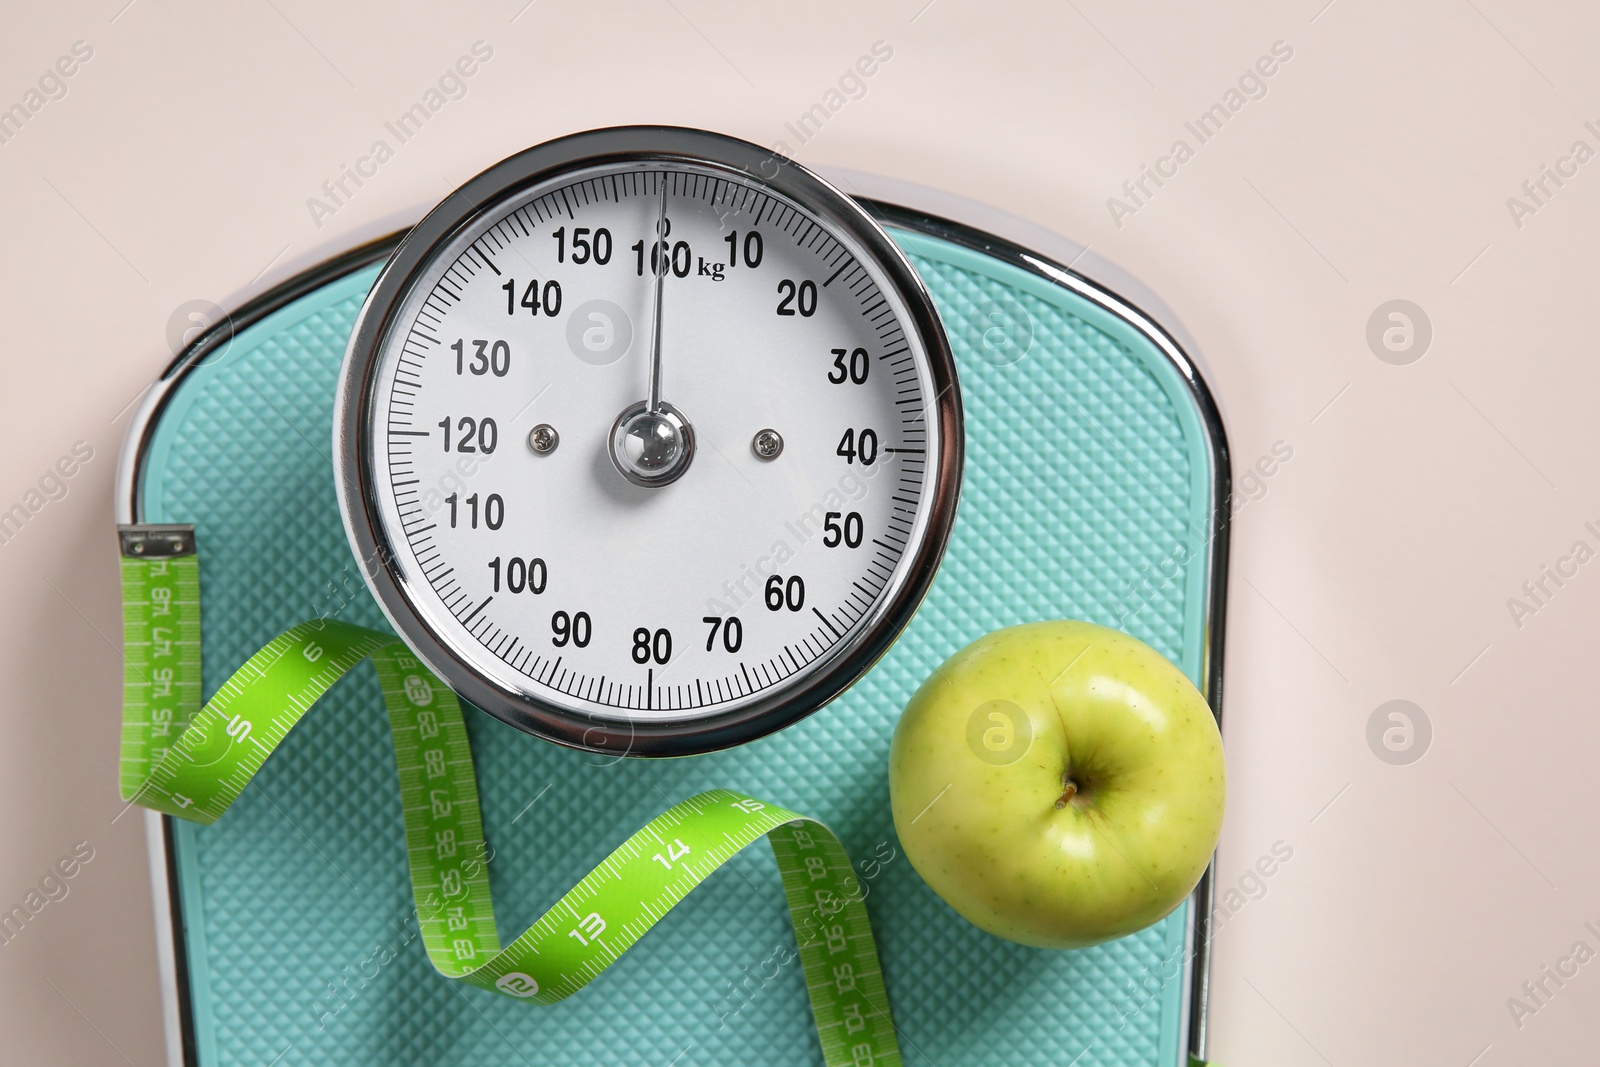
[135,222,1221,1066]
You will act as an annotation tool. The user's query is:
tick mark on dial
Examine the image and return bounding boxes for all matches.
[812,608,841,639]
[463,596,492,625]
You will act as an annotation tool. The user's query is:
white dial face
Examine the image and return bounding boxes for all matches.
[367,160,944,726]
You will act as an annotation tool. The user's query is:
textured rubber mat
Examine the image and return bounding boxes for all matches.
[137,225,1217,1066]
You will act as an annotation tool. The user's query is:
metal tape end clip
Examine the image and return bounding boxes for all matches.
[119,524,196,559]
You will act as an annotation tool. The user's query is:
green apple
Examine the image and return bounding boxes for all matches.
[889,620,1225,949]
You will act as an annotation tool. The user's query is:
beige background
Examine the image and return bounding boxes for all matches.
[2,1,1597,1064]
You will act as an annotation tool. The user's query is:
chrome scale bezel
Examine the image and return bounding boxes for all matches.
[333,127,965,758]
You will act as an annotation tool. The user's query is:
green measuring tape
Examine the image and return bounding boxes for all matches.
[118,525,901,1065]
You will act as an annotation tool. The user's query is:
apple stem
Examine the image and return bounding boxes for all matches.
[1055,779,1078,809]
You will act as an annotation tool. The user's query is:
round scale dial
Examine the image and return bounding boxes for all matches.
[338,127,961,755]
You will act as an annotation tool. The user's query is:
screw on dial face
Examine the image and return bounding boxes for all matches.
[528,424,559,454]
[339,128,962,754]
[752,429,783,460]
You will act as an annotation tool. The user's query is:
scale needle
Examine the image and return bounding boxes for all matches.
[605,170,694,488]
[646,174,668,414]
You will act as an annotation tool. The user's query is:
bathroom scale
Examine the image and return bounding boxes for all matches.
[117,131,1230,1067]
